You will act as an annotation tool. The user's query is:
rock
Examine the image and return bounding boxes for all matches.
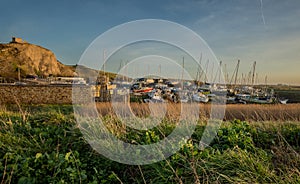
[0,38,74,80]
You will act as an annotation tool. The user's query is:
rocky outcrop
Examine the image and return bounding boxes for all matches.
[0,40,74,79]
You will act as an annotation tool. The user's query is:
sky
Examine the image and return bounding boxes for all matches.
[0,0,300,85]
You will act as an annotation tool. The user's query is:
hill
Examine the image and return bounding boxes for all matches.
[0,37,74,80]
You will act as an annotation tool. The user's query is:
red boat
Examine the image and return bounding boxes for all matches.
[133,87,153,93]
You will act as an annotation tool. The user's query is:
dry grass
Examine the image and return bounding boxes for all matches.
[96,103,300,122]
[224,104,300,121]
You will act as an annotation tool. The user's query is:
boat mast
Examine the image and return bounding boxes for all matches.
[213,60,222,84]
[219,60,222,84]
[103,49,106,79]
[255,73,258,84]
[181,56,185,89]
[241,73,244,85]
[204,59,209,83]
[199,53,202,83]
[224,63,229,84]
[195,66,199,84]
[199,58,208,83]
[195,54,202,85]
[125,60,128,82]
[265,75,268,88]
[119,60,124,81]
[235,60,240,86]
[251,61,256,86]
[247,71,251,85]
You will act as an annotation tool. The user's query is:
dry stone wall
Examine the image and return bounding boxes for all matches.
[0,85,92,104]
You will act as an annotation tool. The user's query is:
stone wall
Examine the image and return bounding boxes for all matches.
[0,85,92,104]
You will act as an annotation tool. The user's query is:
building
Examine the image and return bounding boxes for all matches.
[11,37,26,43]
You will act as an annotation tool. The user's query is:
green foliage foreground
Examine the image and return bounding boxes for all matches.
[0,105,300,183]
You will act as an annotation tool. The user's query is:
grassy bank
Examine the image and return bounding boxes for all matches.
[96,103,300,121]
[0,105,300,183]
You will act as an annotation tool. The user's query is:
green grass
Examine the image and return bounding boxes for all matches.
[0,105,300,183]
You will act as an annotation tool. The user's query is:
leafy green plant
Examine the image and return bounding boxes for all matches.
[0,105,300,183]
[212,120,255,151]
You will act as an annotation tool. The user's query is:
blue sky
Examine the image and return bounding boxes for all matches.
[1,0,300,85]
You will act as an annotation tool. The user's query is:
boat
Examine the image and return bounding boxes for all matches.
[235,93,276,104]
[249,97,274,104]
[179,95,189,103]
[234,94,251,104]
[133,87,153,93]
[279,99,288,104]
[192,92,209,103]
[144,93,164,103]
